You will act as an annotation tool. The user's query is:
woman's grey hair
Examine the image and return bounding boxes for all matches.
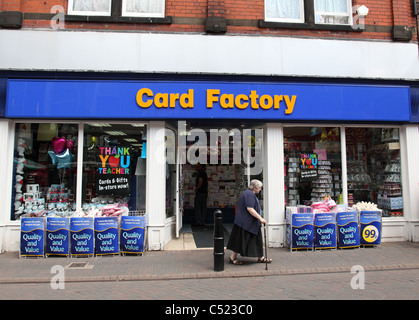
[248,179,263,190]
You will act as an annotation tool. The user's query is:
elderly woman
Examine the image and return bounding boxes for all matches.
[227,179,272,265]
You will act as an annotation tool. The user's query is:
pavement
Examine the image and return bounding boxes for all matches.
[1,241,419,284]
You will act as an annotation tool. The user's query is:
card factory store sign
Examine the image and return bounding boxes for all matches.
[6,80,411,122]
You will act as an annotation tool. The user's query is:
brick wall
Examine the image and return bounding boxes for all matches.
[3,0,417,42]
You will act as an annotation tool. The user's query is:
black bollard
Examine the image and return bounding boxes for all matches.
[213,209,224,272]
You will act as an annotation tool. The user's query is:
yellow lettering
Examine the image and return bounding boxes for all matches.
[155,93,169,108]
[99,155,109,167]
[207,89,220,108]
[274,95,283,109]
[180,89,194,108]
[136,88,153,108]
[170,93,179,108]
[235,94,249,109]
[259,95,273,110]
[249,90,259,109]
[220,94,234,109]
[284,95,297,114]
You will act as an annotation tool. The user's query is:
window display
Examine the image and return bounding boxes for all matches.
[82,123,146,216]
[346,128,403,217]
[284,127,342,206]
[12,123,78,220]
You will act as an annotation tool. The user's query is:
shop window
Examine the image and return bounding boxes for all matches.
[314,0,352,25]
[82,123,146,215]
[122,0,165,18]
[346,128,403,217]
[68,0,112,16]
[284,127,342,206]
[12,123,78,220]
[265,0,305,23]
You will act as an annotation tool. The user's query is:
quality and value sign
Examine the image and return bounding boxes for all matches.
[46,217,69,256]
[20,217,45,257]
[120,216,147,254]
[337,211,360,248]
[70,217,94,256]
[314,212,336,249]
[94,217,119,255]
[288,213,314,250]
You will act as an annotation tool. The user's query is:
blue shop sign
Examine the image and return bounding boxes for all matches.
[6,79,411,121]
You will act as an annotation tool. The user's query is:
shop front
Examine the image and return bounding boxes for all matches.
[1,77,418,252]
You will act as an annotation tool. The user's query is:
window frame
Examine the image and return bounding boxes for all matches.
[313,0,353,26]
[264,0,305,24]
[121,0,165,18]
[67,0,112,16]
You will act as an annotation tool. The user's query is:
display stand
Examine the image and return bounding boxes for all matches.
[314,212,337,250]
[360,211,382,247]
[286,208,314,251]
[337,211,360,249]
[45,217,69,257]
[20,217,45,258]
[120,212,147,255]
[70,217,94,257]
[94,216,119,256]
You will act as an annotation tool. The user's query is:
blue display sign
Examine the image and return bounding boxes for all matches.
[120,216,147,254]
[94,217,119,255]
[46,217,69,256]
[287,213,314,250]
[314,212,336,249]
[70,217,94,256]
[6,79,411,122]
[20,217,45,257]
[360,211,382,246]
[337,211,360,248]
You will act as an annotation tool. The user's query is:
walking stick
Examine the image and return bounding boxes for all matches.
[263,224,268,271]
